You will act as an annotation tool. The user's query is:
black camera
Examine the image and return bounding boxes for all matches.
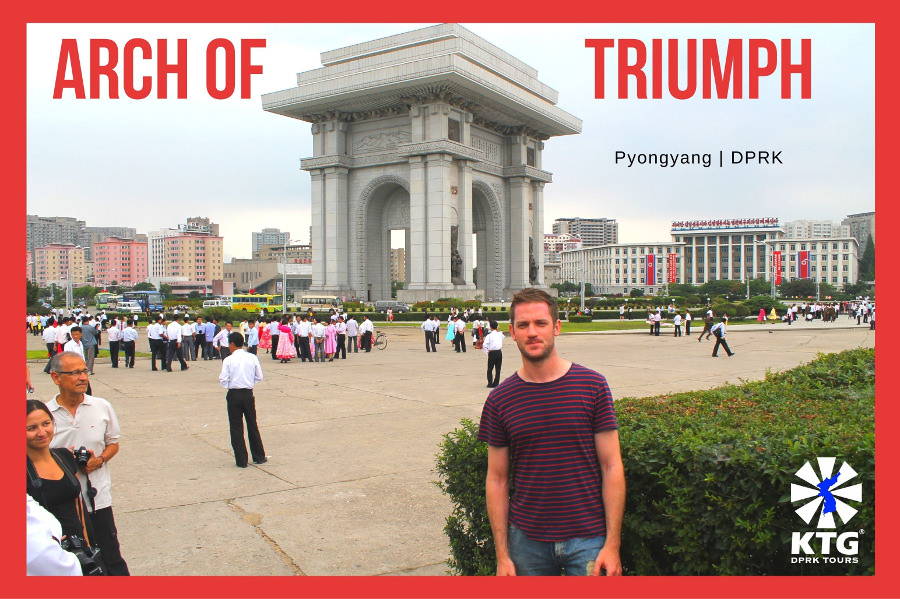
[72,446,92,469]
[60,535,105,576]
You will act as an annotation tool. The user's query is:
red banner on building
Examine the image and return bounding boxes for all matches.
[667,253,677,283]
[773,251,782,285]
[798,251,810,279]
[646,254,656,286]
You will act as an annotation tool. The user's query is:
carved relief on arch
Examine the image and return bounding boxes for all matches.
[472,179,504,300]
[356,175,411,286]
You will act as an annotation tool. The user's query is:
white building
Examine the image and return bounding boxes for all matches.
[561,241,684,296]
[552,217,617,247]
[543,233,582,264]
[252,228,292,254]
[782,219,850,239]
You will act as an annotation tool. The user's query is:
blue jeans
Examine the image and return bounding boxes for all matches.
[508,524,606,576]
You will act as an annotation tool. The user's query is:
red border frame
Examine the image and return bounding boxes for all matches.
[9,1,894,596]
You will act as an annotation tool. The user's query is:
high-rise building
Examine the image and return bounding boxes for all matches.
[551,217,618,247]
[543,233,582,264]
[842,212,875,253]
[391,248,406,283]
[252,228,291,254]
[26,215,87,265]
[782,220,850,239]
[184,217,219,236]
[33,244,87,287]
[93,237,149,287]
[253,243,311,263]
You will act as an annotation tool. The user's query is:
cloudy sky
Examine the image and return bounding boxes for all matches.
[27,23,874,261]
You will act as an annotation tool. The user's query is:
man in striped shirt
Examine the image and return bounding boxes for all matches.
[478,288,625,576]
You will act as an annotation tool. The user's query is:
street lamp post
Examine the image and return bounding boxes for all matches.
[754,240,776,298]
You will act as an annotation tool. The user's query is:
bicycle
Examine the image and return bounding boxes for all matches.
[373,329,388,350]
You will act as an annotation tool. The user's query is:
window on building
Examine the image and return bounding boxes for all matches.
[448,118,461,142]
[832,277,838,283]
[832,254,838,261]
[832,243,838,250]
[843,243,849,250]
[843,276,848,283]
[843,254,849,261]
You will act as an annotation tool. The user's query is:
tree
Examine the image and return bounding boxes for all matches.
[133,282,156,291]
[26,279,40,306]
[187,290,202,299]
[859,237,875,281]
[843,281,871,297]
[159,283,173,296]
[667,283,699,296]
[699,279,743,298]
[72,285,98,299]
[778,278,816,298]
[748,277,771,297]
[629,288,645,298]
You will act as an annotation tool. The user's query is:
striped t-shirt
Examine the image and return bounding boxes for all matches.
[477,363,618,542]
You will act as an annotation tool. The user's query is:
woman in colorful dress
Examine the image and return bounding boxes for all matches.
[758,308,766,324]
[276,317,296,363]
[259,318,272,353]
[324,320,337,361]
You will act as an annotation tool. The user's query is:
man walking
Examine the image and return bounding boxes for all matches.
[710,317,735,357]
[482,319,503,387]
[672,312,682,337]
[311,318,326,361]
[148,315,168,371]
[454,316,467,353]
[166,314,189,371]
[698,309,714,342]
[478,289,624,577]
[218,332,267,468]
[181,316,196,361]
[122,319,138,368]
[335,316,347,359]
[42,317,58,374]
[47,352,130,575]
[79,317,100,375]
[107,319,121,367]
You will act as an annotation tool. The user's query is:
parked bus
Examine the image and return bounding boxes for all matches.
[229,294,283,314]
[298,295,343,314]
[121,290,165,313]
[95,292,120,310]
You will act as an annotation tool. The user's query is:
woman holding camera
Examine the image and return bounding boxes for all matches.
[26,399,104,575]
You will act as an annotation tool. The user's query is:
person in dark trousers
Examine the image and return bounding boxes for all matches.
[482,320,503,387]
[710,317,734,357]
[218,332,267,468]
[698,309,714,342]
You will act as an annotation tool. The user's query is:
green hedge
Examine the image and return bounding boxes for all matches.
[434,348,875,576]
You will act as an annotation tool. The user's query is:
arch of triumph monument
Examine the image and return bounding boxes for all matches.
[262,24,581,302]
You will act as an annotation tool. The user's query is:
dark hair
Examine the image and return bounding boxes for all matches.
[509,288,559,325]
[281,316,289,325]
[127,319,134,326]
[228,332,244,347]
[69,326,83,334]
[26,399,53,421]
[490,319,499,329]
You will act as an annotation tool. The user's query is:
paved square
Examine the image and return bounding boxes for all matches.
[26,320,874,575]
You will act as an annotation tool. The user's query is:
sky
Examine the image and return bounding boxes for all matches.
[26,23,874,262]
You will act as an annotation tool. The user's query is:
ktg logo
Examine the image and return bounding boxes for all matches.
[790,457,863,564]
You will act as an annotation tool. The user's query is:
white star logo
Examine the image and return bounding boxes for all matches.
[790,457,862,529]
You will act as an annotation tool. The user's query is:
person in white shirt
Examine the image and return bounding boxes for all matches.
[345,315,359,353]
[146,315,168,372]
[453,316,467,353]
[62,327,85,360]
[122,319,139,368]
[311,318,327,361]
[165,314,189,371]
[26,494,82,576]
[218,331,266,468]
[335,316,348,359]
[42,318,59,374]
[421,316,436,352]
[268,318,281,362]
[482,319,504,387]
[55,317,71,353]
[710,317,734,358]
[181,317,197,361]
[672,312,683,337]
[433,315,441,345]
[107,319,122,367]
[358,316,374,352]
[214,322,234,360]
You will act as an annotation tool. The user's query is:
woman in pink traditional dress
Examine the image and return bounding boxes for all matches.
[324,320,337,362]
[276,317,296,363]
[259,318,272,353]
[758,308,766,324]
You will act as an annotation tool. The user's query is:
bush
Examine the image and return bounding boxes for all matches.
[434,419,494,576]
[567,315,593,323]
[434,349,874,575]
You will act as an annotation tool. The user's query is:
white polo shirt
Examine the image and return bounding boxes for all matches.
[47,394,121,511]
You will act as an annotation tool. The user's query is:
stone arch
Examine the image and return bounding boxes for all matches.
[355,174,411,301]
[472,179,504,301]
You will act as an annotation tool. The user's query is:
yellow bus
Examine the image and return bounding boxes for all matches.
[298,295,343,313]
[229,294,283,313]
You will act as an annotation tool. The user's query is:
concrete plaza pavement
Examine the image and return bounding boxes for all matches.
[25,318,875,576]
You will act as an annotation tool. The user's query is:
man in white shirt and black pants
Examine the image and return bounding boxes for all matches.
[710,317,734,358]
[483,320,503,387]
[219,331,267,468]
[166,314,189,371]
[421,316,436,352]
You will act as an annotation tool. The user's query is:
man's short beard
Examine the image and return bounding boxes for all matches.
[518,338,555,364]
